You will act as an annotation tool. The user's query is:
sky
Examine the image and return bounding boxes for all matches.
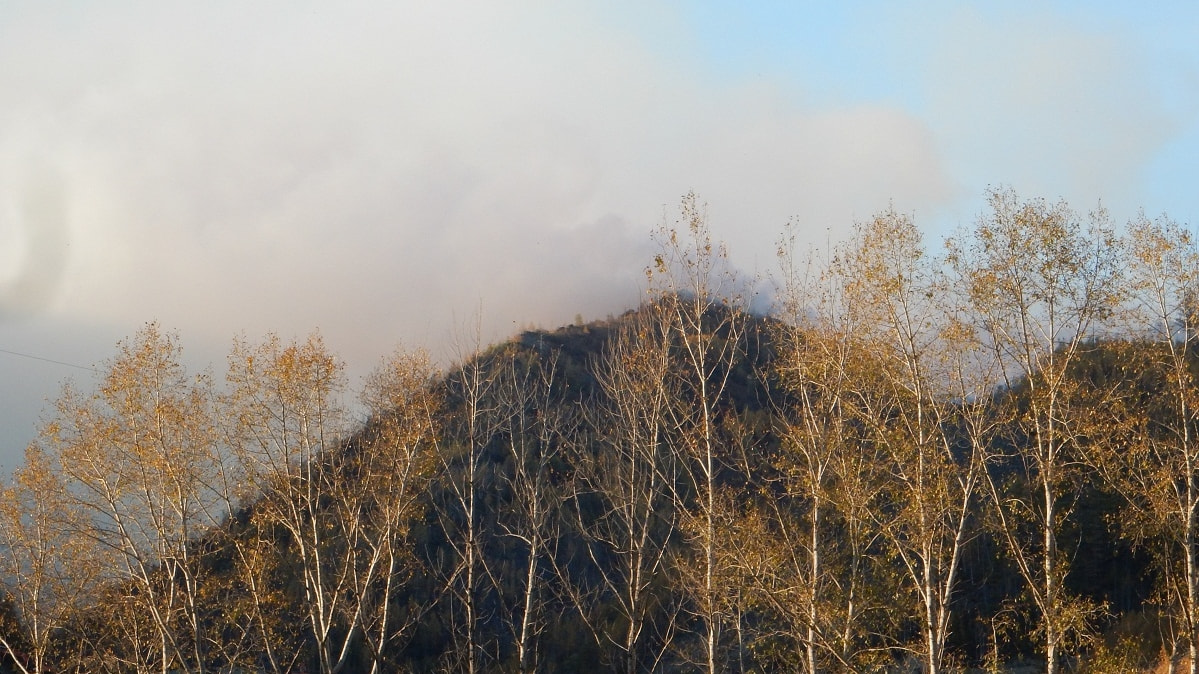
[0,1,1197,470]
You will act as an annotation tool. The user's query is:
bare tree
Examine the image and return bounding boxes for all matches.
[223,332,359,674]
[765,226,893,673]
[1114,214,1199,674]
[0,444,102,674]
[840,209,990,674]
[489,344,575,674]
[949,188,1123,674]
[40,323,224,674]
[435,319,503,674]
[649,193,746,674]
[570,303,682,673]
[354,348,442,674]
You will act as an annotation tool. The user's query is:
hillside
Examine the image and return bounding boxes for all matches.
[0,302,1166,674]
[2,194,1198,674]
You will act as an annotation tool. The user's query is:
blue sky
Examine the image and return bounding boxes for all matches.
[684,1,1199,221]
[0,1,1196,468]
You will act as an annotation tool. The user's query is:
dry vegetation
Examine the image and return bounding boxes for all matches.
[0,190,1197,673]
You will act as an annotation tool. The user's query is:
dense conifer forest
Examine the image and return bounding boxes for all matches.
[3,189,1199,673]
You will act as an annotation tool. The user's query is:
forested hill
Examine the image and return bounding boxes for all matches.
[2,190,1199,674]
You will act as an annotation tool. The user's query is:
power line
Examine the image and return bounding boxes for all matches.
[0,347,95,372]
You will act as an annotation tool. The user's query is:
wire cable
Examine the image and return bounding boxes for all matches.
[0,347,95,372]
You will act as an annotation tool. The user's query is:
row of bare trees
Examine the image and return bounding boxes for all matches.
[1,189,1199,672]
[641,189,1199,673]
[749,188,1199,674]
[0,331,442,673]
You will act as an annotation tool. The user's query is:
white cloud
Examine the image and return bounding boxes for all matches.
[0,1,966,462]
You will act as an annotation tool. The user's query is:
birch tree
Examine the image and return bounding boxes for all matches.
[841,209,990,674]
[650,193,746,674]
[0,444,101,674]
[572,303,681,673]
[1115,215,1199,674]
[354,348,442,674]
[223,332,359,674]
[435,322,503,674]
[764,226,892,673]
[42,323,223,674]
[489,344,574,674]
[949,188,1122,674]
